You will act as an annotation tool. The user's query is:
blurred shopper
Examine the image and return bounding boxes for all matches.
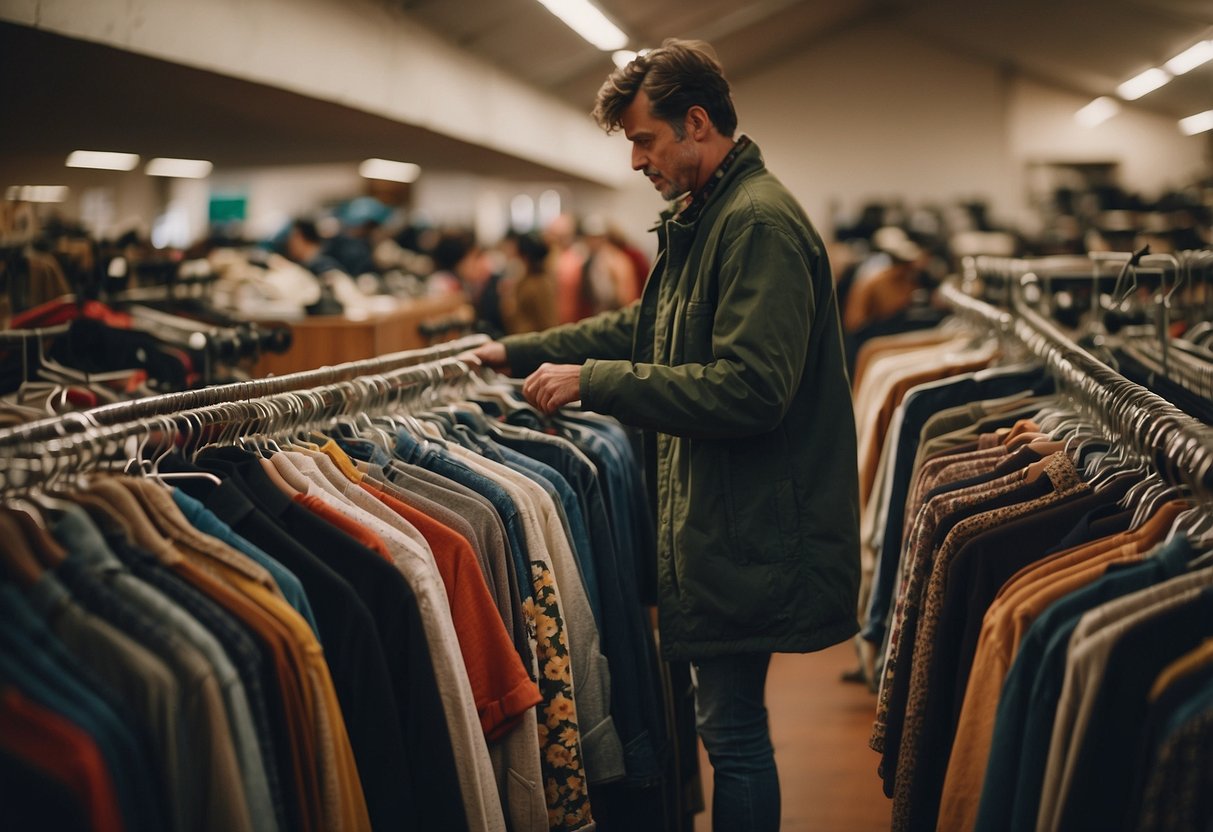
[499,231,557,334]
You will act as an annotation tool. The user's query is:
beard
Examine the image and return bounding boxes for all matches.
[646,139,699,201]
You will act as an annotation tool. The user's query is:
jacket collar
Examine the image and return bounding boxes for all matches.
[651,135,764,232]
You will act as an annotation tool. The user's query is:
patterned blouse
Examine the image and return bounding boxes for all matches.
[527,559,594,830]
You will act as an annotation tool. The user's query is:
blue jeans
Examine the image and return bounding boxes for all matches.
[693,653,780,831]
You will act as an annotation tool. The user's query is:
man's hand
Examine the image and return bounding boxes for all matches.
[458,341,508,371]
[522,363,583,414]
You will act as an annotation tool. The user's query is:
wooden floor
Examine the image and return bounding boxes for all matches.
[693,643,892,832]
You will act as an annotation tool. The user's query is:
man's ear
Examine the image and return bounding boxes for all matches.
[685,105,712,140]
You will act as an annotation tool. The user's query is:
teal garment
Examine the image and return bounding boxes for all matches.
[503,138,860,659]
[170,488,320,640]
[975,535,1193,831]
[0,584,159,832]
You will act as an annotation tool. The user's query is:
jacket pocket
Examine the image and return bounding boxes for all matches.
[506,767,544,832]
[724,431,800,564]
[680,300,715,365]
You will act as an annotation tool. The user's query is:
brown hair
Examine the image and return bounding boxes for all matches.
[591,38,737,139]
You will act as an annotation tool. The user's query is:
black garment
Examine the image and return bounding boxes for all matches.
[324,235,375,278]
[1129,659,1213,828]
[0,745,91,832]
[107,533,294,832]
[1044,501,1135,556]
[949,474,1137,719]
[49,317,193,391]
[878,471,1055,795]
[165,451,416,832]
[189,447,466,832]
[1059,589,1213,831]
[1116,348,1213,425]
[900,474,1135,831]
[474,271,506,339]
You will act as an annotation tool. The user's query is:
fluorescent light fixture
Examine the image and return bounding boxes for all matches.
[1075,96,1120,128]
[1165,40,1213,75]
[5,185,69,203]
[65,150,140,170]
[613,50,637,69]
[1116,67,1170,100]
[1179,109,1213,135]
[535,0,628,51]
[358,158,421,183]
[146,157,213,178]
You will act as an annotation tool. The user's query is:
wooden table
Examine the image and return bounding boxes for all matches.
[247,294,473,377]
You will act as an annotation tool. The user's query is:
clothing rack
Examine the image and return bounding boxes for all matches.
[939,273,1213,497]
[0,351,480,492]
[0,333,488,449]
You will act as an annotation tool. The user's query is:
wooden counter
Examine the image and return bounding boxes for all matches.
[248,293,473,377]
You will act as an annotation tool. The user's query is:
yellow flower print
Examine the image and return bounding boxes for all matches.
[538,568,555,588]
[536,613,558,640]
[544,653,570,682]
[537,723,549,745]
[521,597,536,621]
[545,779,560,805]
[559,726,578,747]
[565,775,584,798]
[545,693,575,725]
[545,743,573,768]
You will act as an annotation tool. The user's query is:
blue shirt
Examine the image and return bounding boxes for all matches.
[171,488,320,639]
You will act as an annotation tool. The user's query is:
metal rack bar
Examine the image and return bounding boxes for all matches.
[0,333,488,448]
[940,278,1213,496]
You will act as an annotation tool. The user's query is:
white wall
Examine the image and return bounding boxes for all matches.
[731,21,1210,238]
[0,155,163,239]
[205,163,363,240]
[1007,77,1209,207]
[734,23,1017,237]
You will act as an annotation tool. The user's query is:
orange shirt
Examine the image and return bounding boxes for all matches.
[293,494,393,564]
[362,482,541,741]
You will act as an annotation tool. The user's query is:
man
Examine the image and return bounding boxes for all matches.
[468,39,860,831]
[285,219,346,277]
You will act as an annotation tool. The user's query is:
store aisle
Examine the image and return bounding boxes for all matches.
[694,643,890,832]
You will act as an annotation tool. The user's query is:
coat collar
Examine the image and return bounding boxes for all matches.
[649,135,764,233]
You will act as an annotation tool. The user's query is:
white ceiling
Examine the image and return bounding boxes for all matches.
[401,0,1213,121]
[1,0,1209,177]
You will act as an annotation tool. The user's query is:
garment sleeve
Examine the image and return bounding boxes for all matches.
[580,221,816,439]
[500,302,640,376]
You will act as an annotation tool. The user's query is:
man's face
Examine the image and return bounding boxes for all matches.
[621,90,700,201]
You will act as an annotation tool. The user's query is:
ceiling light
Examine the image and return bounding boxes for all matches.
[1116,67,1170,100]
[5,185,68,203]
[146,157,213,178]
[612,50,637,69]
[1165,40,1213,75]
[1075,96,1120,128]
[1178,110,1213,135]
[534,0,628,51]
[65,150,140,171]
[358,158,421,183]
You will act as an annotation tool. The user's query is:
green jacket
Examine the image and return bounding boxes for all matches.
[503,140,860,660]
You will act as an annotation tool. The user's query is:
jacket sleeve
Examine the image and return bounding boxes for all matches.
[580,221,816,440]
[500,302,639,376]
